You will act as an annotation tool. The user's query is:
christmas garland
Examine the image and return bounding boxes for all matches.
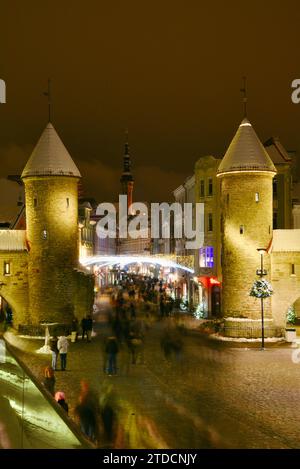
[249,279,273,299]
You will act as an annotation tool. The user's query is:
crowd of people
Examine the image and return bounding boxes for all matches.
[40,277,186,447]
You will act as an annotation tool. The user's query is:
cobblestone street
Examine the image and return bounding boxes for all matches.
[8,294,300,449]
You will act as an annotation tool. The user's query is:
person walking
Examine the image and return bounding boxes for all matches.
[57,334,69,371]
[75,380,100,442]
[49,335,59,370]
[105,336,119,376]
[71,317,79,343]
[43,366,56,396]
[86,315,93,342]
[55,391,69,413]
[81,317,88,340]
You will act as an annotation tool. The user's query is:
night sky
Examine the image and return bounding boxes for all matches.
[0,0,300,202]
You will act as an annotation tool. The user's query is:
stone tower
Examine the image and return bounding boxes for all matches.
[21,123,81,325]
[120,137,134,214]
[217,118,277,334]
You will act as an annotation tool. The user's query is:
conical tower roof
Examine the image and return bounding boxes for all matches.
[21,123,81,178]
[217,118,276,176]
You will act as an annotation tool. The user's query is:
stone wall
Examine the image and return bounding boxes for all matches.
[271,251,300,327]
[0,251,29,327]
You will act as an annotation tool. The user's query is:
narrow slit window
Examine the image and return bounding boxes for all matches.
[255,192,259,202]
[42,230,47,240]
[4,261,10,275]
[208,213,213,232]
[66,198,70,208]
[291,264,296,275]
[34,198,37,208]
[240,225,244,234]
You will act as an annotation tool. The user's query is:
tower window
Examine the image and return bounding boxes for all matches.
[66,198,69,208]
[255,192,259,202]
[240,225,244,234]
[208,213,213,232]
[226,193,229,205]
[200,180,205,198]
[291,264,296,276]
[4,262,10,276]
[208,178,213,196]
[34,198,37,208]
[42,230,47,240]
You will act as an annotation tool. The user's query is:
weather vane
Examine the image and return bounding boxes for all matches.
[240,76,248,118]
[43,78,52,122]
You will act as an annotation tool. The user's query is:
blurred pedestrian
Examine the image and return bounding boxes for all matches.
[43,366,56,396]
[86,315,93,342]
[57,334,69,371]
[81,317,88,340]
[105,336,119,375]
[55,391,69,413]
[71,317,79,343]
[75,381,99,442]
[50,335,59,370]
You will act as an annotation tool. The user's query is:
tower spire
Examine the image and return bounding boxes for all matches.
[240,76,248,118]
[43,78,52,122]
[120,129,134,212]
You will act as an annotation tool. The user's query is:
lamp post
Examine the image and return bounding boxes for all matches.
[256,248,267,350]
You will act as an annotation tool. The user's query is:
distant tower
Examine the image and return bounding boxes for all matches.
[217,118,277,328]
[120,133,134,214]
[21,123,81,324]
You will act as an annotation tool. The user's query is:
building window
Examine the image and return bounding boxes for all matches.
[226,193,229,205]
[199,246,214,268]
[42,229,47,240]
[273,212,278,229]
[255,192,259,202]
[4,262,10,275]
[34,198,37,207]
[208,178,213,196]
[200,180,205,198]
[240,225,244,234]
[273,178,277,197]
[291,264,296,276]
[66,198,69,208]
[208,213,213,232]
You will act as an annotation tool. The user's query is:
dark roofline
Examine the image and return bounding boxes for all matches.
[264,137,292,163]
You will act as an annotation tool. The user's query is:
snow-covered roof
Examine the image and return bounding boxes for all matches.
[0,230,27,251]
[270,229,300,252]
[21,123,81,179]
[217,118,277,176]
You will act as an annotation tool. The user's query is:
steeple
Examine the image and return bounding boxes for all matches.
[121,132,134,182]
[120,131,134,212]
[21,123,81,179]
[217,118,277,177]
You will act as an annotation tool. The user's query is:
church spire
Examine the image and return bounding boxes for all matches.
[120,130,134,213]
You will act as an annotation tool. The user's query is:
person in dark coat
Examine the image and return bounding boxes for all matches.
[75,380,100,442]
[81,317,88,340]
[85,315,93,342]
[105,337,119,375]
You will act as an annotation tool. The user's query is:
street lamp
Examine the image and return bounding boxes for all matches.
[256,248,267,350]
